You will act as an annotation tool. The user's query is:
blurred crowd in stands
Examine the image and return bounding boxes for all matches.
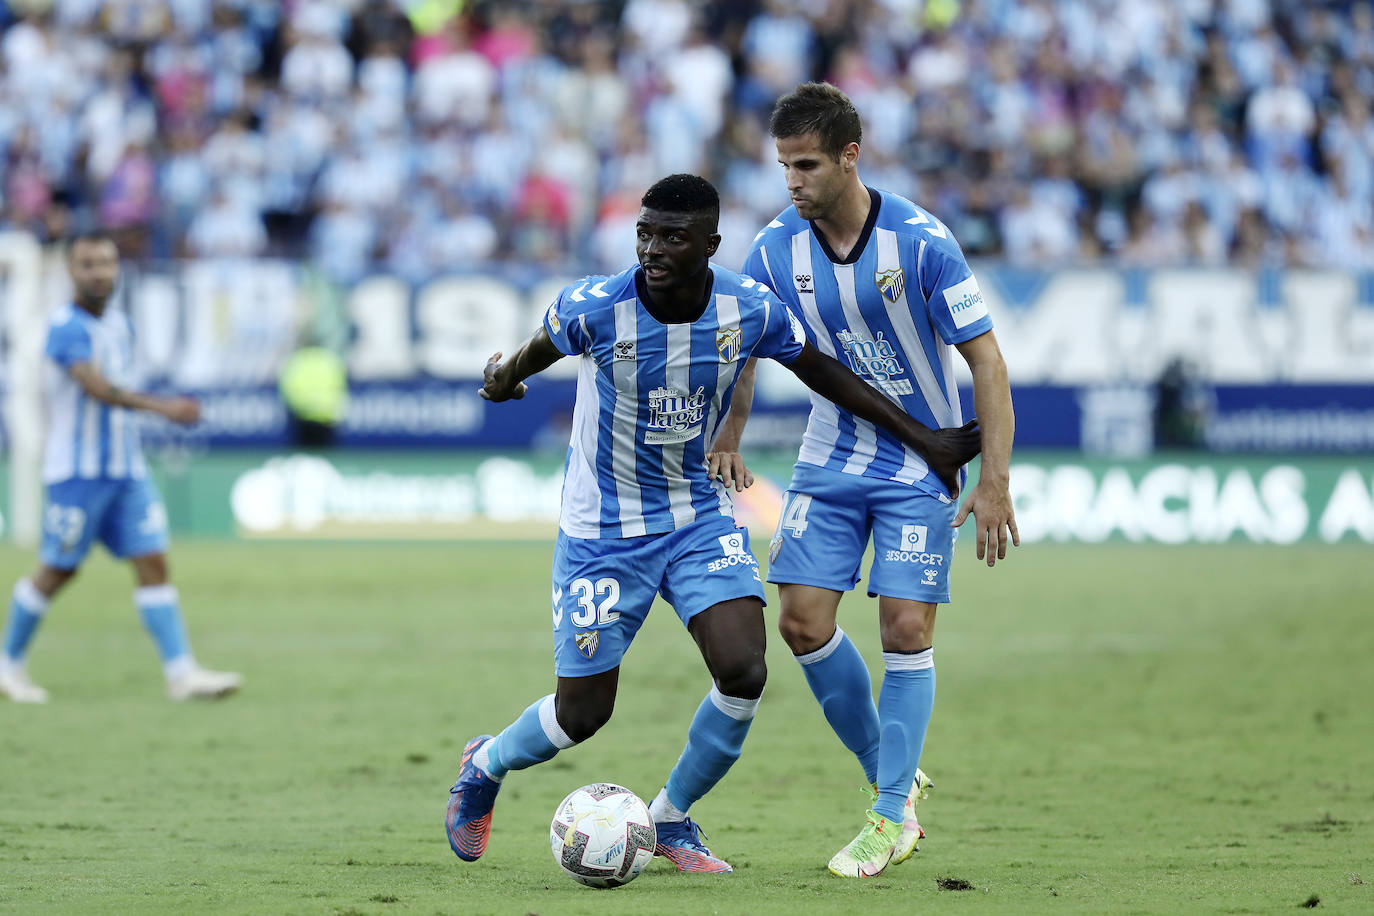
[2,0,1372,282]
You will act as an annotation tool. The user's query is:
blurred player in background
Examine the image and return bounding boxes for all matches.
[0,232,242,704]
[446,174,980,874]
[718,82,1019,877]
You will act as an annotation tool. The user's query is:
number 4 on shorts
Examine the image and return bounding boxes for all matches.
[780,493,812,538]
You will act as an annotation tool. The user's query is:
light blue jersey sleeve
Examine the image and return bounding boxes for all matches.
[541,283,595,356]
[45,315,93,368]
[742,239,783,299]
[920,241,993,345]
[753,290,806,366]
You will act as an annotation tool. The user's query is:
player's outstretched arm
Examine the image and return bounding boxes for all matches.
[68,362,200,425]
[707,357,757,491]
[783,343,981,495]
[951,330,1019,566]
[480,326,565,402]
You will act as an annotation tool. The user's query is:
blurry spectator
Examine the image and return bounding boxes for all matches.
[186,185,267,259]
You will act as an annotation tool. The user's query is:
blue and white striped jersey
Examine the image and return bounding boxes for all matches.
[743,187,993,501]
[42,303,147,484]
[543,264,806,539]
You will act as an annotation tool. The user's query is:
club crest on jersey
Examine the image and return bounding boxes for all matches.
[716,326,742,362]
[574,630,599,659]
[876,267,906,303]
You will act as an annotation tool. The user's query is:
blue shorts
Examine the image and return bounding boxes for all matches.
[40,477,170,570]
[766,463,957,603]
[551,514,766,677]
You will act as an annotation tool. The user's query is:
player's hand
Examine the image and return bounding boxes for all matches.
[161,397,201,426]
[479,351,527,402]
[706,451,754,492]
[952,478,1019,567]
[926,419,981,497]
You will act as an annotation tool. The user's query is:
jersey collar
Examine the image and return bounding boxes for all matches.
[810,186,881,266]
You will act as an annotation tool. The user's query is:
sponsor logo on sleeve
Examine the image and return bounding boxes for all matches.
[546,304,562,334]
[944,275,988,329]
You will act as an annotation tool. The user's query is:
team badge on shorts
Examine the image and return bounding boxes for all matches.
[876,267,905,303]
[574,630,599,659]
[768,533,783,563]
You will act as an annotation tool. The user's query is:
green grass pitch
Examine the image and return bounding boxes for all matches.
[0,540,1370,915]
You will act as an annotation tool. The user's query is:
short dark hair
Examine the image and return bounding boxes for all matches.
[641,174,720,225]
[769,82,862,159]
[67,229,118,252]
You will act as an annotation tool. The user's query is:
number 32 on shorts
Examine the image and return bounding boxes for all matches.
[568,577,620,626]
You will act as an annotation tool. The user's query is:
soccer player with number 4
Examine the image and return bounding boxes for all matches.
[717,83,1020,878]
[446,174,980,874]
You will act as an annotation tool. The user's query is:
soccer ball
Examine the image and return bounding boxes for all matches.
[549,783,656,888]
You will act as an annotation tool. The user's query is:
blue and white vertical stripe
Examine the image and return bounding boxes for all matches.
[744,189,994,499]
[546,265,803,539]
[42,304,147,484]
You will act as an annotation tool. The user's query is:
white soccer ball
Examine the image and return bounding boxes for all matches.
[549,783,656,888]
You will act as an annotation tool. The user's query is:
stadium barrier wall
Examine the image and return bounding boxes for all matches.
[0,453,1368,546]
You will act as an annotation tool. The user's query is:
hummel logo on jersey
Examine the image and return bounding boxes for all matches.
[876,267,905,303]
[795,274,813,294]
[716,326,742,362]
[613,340,637,360]
[645,386,707,444]
[574,630,599,659]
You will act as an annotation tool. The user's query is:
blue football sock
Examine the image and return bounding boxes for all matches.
[796,627,881,784]
[481,694,575,779]
[4,579,50,663]
[874,649,936,822]
[134,585,192,667]
[663,686,759,814]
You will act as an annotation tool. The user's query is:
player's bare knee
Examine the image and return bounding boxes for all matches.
[131,553,169,587]
[556,699,614,743]
[777,612,832,655]
[31,566,75,598]
[878,600,936,652]
[714,658,766,700]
